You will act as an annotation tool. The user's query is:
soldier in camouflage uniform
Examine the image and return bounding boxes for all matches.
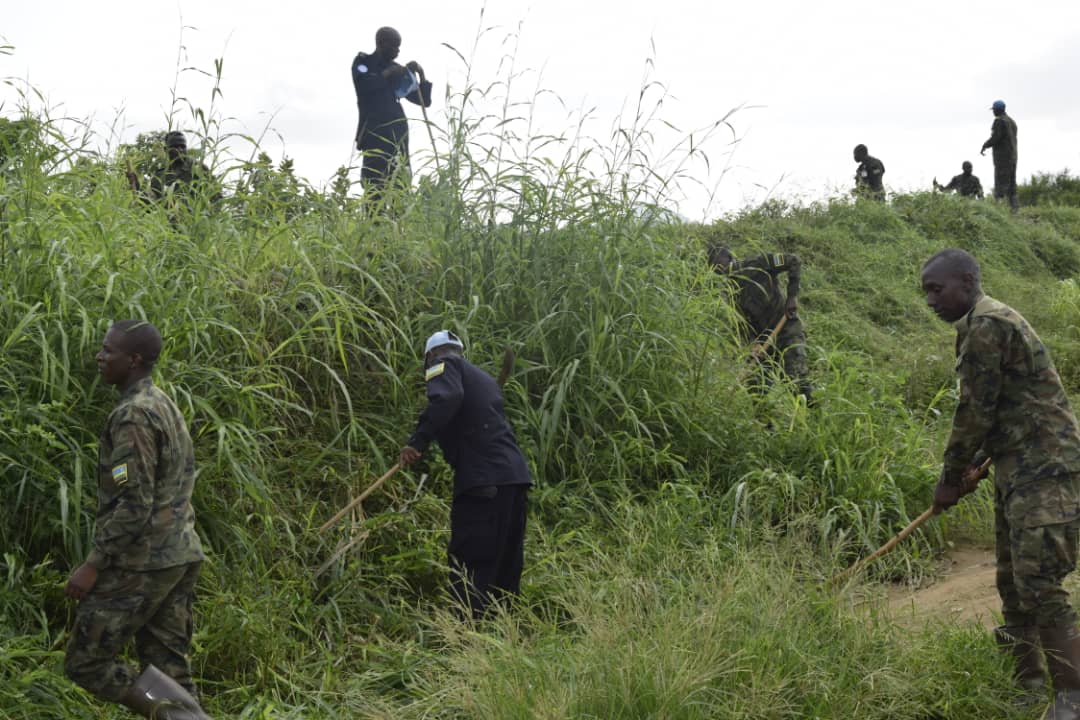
[853,144,886,201]
[710,246,812,404]
[64,320,212,720]
[922,249,1080,718]
[934,161,984,198]
[126,131,221,206]
[981,100,1019,211]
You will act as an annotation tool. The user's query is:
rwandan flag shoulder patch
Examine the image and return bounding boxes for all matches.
[425,362,446,382]
[112,464,129,486]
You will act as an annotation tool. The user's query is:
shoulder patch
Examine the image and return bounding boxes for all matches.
[772,253,784,267]
[112,464,129,486]
[425,362,446,381]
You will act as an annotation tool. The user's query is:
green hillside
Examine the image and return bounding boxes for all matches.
[3,108,1080,718]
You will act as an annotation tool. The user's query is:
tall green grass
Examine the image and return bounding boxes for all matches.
[3,36,1080,718]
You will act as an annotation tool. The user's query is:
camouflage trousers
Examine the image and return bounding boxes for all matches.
[748,315,812,399]
[993,161,1019,210]
[995,490,1080,628]
[64,562,201,703]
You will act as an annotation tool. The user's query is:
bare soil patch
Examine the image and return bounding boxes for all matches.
[887,546,1000,630]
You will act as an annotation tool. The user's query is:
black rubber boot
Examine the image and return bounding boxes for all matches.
[121,665,212,720]
[1039,625,1080,720]
[994,625,1047,692]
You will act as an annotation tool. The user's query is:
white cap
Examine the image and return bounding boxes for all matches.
[424,330,464,355]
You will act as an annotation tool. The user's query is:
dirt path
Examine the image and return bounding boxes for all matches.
[887,546,1000,630]
[886,544,1080,630]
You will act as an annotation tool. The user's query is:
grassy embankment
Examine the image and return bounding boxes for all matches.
[4,67,1080,719]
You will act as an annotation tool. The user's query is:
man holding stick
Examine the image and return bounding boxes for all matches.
[922,249,1080,716]
[399,331,531,619]
[710,245,812,404]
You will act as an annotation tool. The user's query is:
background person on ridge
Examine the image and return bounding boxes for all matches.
[852,143,885,201]
[126,131,220,205]
[934,160,984,198]
[351,26,433,211]
[981,99,1019,211]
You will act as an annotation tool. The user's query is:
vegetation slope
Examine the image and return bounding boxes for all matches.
[3,91,1080,719]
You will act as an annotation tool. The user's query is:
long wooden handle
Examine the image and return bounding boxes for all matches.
[832,457,993,583]
[832,507,935,584]
[496,348,515,387]
[321,348,515,535]
[415,81,440,174]
[751,314,788,360]
[738,315,789,383]
[319,462,401,534]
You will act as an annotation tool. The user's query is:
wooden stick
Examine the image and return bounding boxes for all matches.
[415,81,440,175]
[496,348,515,387]
[738,314,788,382]
[832,458,993,583]
[321,347,513,536]
[319,462,401,534]
[316,530,371,576]
[832,507,936,584]
[751,314,788,361]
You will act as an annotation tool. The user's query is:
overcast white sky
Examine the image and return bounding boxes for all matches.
[4,0,1080,220]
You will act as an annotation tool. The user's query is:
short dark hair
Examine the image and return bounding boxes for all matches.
[375,26,401,45]
[923,248,981,285]
[854,143,868,155]
[164,131,187,148]
[707,244,733,266]
[110,320,163,366]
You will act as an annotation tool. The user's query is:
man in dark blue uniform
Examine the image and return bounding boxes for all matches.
[351,26,432,208]
[399,331,531,618]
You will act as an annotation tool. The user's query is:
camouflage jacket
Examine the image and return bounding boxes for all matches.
[941,172,984,198]
[87,377,204,570]
[855,156,885,197]
[724,252,802,338]
[944,295,1080,525]
[983,113,1018,166]
[148,156,220,203]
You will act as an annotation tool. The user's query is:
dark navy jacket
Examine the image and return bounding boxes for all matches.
[407,355,532,497]
[351,51,432,149]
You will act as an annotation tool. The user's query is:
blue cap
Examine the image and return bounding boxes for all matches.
[991,100,1006,111]
[423,330,464,355]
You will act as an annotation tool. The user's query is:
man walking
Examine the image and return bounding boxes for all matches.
[934,161,984,198]
[64,320,211,720]
[853,144,885,201]
[710,246,813,404]
[922,249,1080,717]
[399,331,531,619]
[351,26,433,208]
[981,100,1019,211]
